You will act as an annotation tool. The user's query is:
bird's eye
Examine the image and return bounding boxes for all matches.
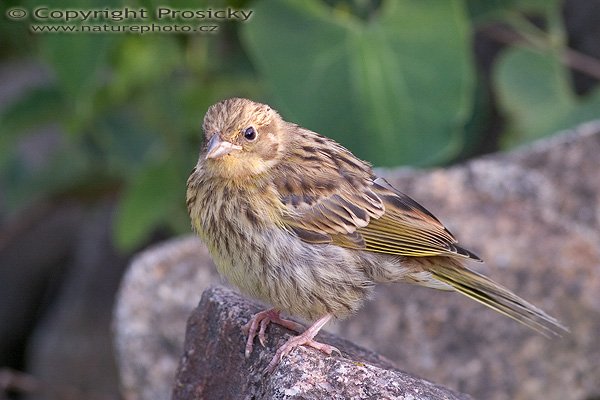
[243,126,257,141]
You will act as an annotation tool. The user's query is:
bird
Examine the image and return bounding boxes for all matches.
[186,97,568,372]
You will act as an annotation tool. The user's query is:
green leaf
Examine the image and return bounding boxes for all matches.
[108,36,183,101]
[36,0,119,132]
[495,47,600,149]
[114,157,187,250]
[41,35,112,98]
[242,0,475,166]
[495,48,576,148]
[91,110,166,176]
[560,88,600,130]
[0,86,64,143]
[495,48,572,140]
[1,141,90,212]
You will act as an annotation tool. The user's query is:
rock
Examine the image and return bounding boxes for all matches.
[114,236,221,400]
[342,121,600,400]
[172,286,471,400]
[113,122,600,400]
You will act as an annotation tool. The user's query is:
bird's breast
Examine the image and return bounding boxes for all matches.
[188,176,374,320]
[190,178,284,285]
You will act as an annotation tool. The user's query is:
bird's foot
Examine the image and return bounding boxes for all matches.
[265,314,339,373]
[242,308,305,358]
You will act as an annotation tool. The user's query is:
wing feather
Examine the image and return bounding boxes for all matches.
[274,129,480,261]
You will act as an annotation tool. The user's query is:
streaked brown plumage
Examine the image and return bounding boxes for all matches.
[186,98,567,372]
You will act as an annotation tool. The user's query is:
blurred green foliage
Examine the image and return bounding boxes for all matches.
[244,0,474,165]
[0,0,598,250]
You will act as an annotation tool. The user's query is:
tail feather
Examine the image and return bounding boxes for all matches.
[430,265,569,337]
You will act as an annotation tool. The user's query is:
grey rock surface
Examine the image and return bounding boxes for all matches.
[114,122,600,400]
[354,121,600,400]
[172,286,470,400]
[114,236,221,400]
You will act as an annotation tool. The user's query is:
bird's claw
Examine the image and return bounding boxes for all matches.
[243,309,304,358]
[258,317,270,347]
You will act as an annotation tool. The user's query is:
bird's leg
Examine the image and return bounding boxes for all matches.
[242,308,305,358]
[265,313,340,373]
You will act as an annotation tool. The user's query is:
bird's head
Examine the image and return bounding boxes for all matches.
[200,98,285,180]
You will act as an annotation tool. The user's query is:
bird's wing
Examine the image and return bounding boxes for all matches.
[356,178,480,260]
[274,138,479,260]
[272,135,385,246]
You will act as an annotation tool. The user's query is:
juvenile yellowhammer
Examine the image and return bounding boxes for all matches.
[186,98,567,372]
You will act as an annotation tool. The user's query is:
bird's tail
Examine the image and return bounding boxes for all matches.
[429,263,568,337]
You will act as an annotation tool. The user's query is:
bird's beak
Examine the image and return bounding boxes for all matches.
[205,134,242,160]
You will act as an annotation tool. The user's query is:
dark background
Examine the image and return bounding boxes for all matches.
[1,0,599,398]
